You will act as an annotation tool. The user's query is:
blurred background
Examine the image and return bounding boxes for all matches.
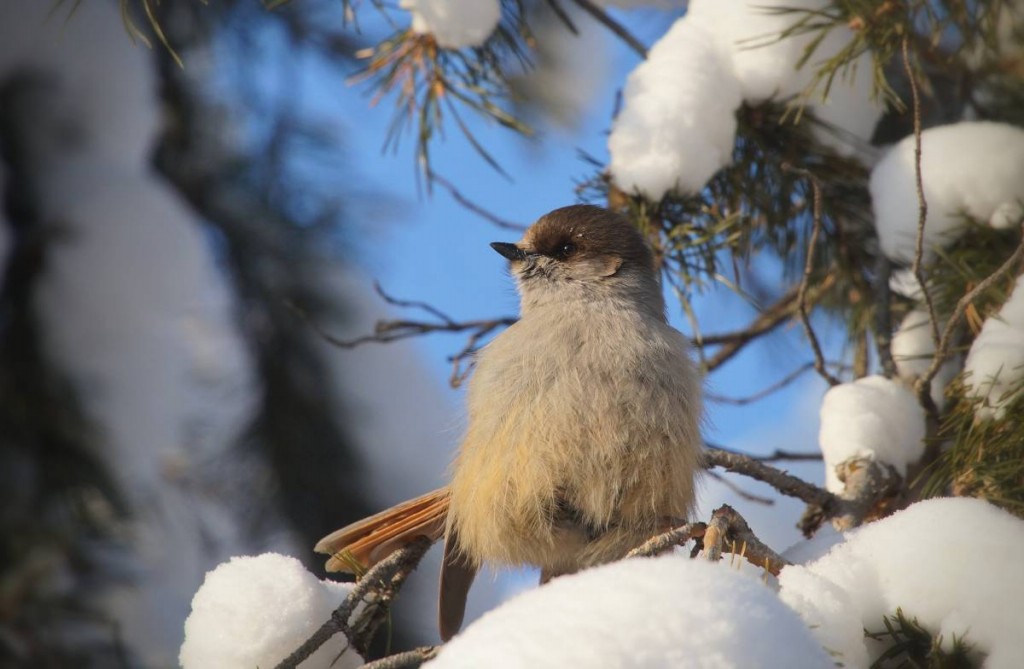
[0,1,831,666]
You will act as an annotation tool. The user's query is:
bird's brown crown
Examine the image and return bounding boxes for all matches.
[523,205,654,272]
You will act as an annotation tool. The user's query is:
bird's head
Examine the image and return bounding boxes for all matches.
[491,205,661,314]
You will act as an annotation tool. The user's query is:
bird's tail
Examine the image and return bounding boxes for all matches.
[315,487,450,573]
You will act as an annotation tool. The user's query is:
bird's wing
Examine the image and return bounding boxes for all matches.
[314,487,450,573]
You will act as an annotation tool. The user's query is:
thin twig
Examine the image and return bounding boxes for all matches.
[699,274,837,372]
[707,471,775,505]
[569,0,647,58]
[705,362,816,406]
[359,647,440,669]
[915,224,1024,403]
[708,444,822,462]
[627,522,702,558]
[902,36,941,351]
[275,538,433,669]
[787,165,840,386]
[429,172,527,231]
[544,0,579,35]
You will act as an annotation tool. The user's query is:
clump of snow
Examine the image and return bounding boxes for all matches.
[608,0,883,200]
[608,19,742,198]
[818,375,925,493]
[779,497,1024,668]
[426,555,833,668]
[964,274,1024,420]
[687,0,881,155]
[180,553,361,669]
[401,0,501,49]
[870,122,1024,263]
[892,308,959,410]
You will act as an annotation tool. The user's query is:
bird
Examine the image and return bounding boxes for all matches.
[315,204,703,641]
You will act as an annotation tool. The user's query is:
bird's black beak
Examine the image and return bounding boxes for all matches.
[490,242,527,262]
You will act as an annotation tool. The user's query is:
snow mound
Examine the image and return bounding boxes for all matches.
[180,553,361,669]
[779,498,1024,668]
[426,555,832,668]
[870,121,1024,263]
[818,376,925,493]
[964,273,1024,419]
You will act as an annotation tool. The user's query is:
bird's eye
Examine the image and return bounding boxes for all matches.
[556,243,576,259]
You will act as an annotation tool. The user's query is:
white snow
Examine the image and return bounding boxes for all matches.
[779,497,1024,668]
[426,555,833,668]
[892,308,959,410]
[871,122,1024,263]
[608,18,742,198]
[687,0,881,155]
[818,375,926,493]
[401,0,502,49]
[180,553,362,669]
[608,0,883,200]
[964,273,1024,419]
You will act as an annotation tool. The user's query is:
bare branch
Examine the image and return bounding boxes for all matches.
[429,172,527,231]
[915,224,1024,404]
[274,537,433,669]
[902,36,941,352]
[701,505,791,576]
[830,457,902,532]
[705,362,816,406]
[704,447,835,509]
[698,274,837,372]
[627,522,703,558]
[785,165,840,386]
[706,471,775,506]
[569,0,647,58]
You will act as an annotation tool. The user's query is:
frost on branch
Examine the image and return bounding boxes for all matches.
[179,553,361,669]
[964,273,1024,420]
[870,121,1024,263]
[426,555,833,668]
[779,498,1024,669]
[818,376,925,494]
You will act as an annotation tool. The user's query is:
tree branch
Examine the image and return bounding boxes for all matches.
[700,504,791,576]
[568,0,647,58]
[627,522,703,558]
[274,537,433,669]
[785,164,840,386]
[704,447,835,509]
[915,223,1024,405]
[829,457,902,532]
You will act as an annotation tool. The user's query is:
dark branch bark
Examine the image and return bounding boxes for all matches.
[274,537,433,669]
[701,505,791,576]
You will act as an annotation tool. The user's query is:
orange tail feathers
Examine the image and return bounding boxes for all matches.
[315,487,451,573]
